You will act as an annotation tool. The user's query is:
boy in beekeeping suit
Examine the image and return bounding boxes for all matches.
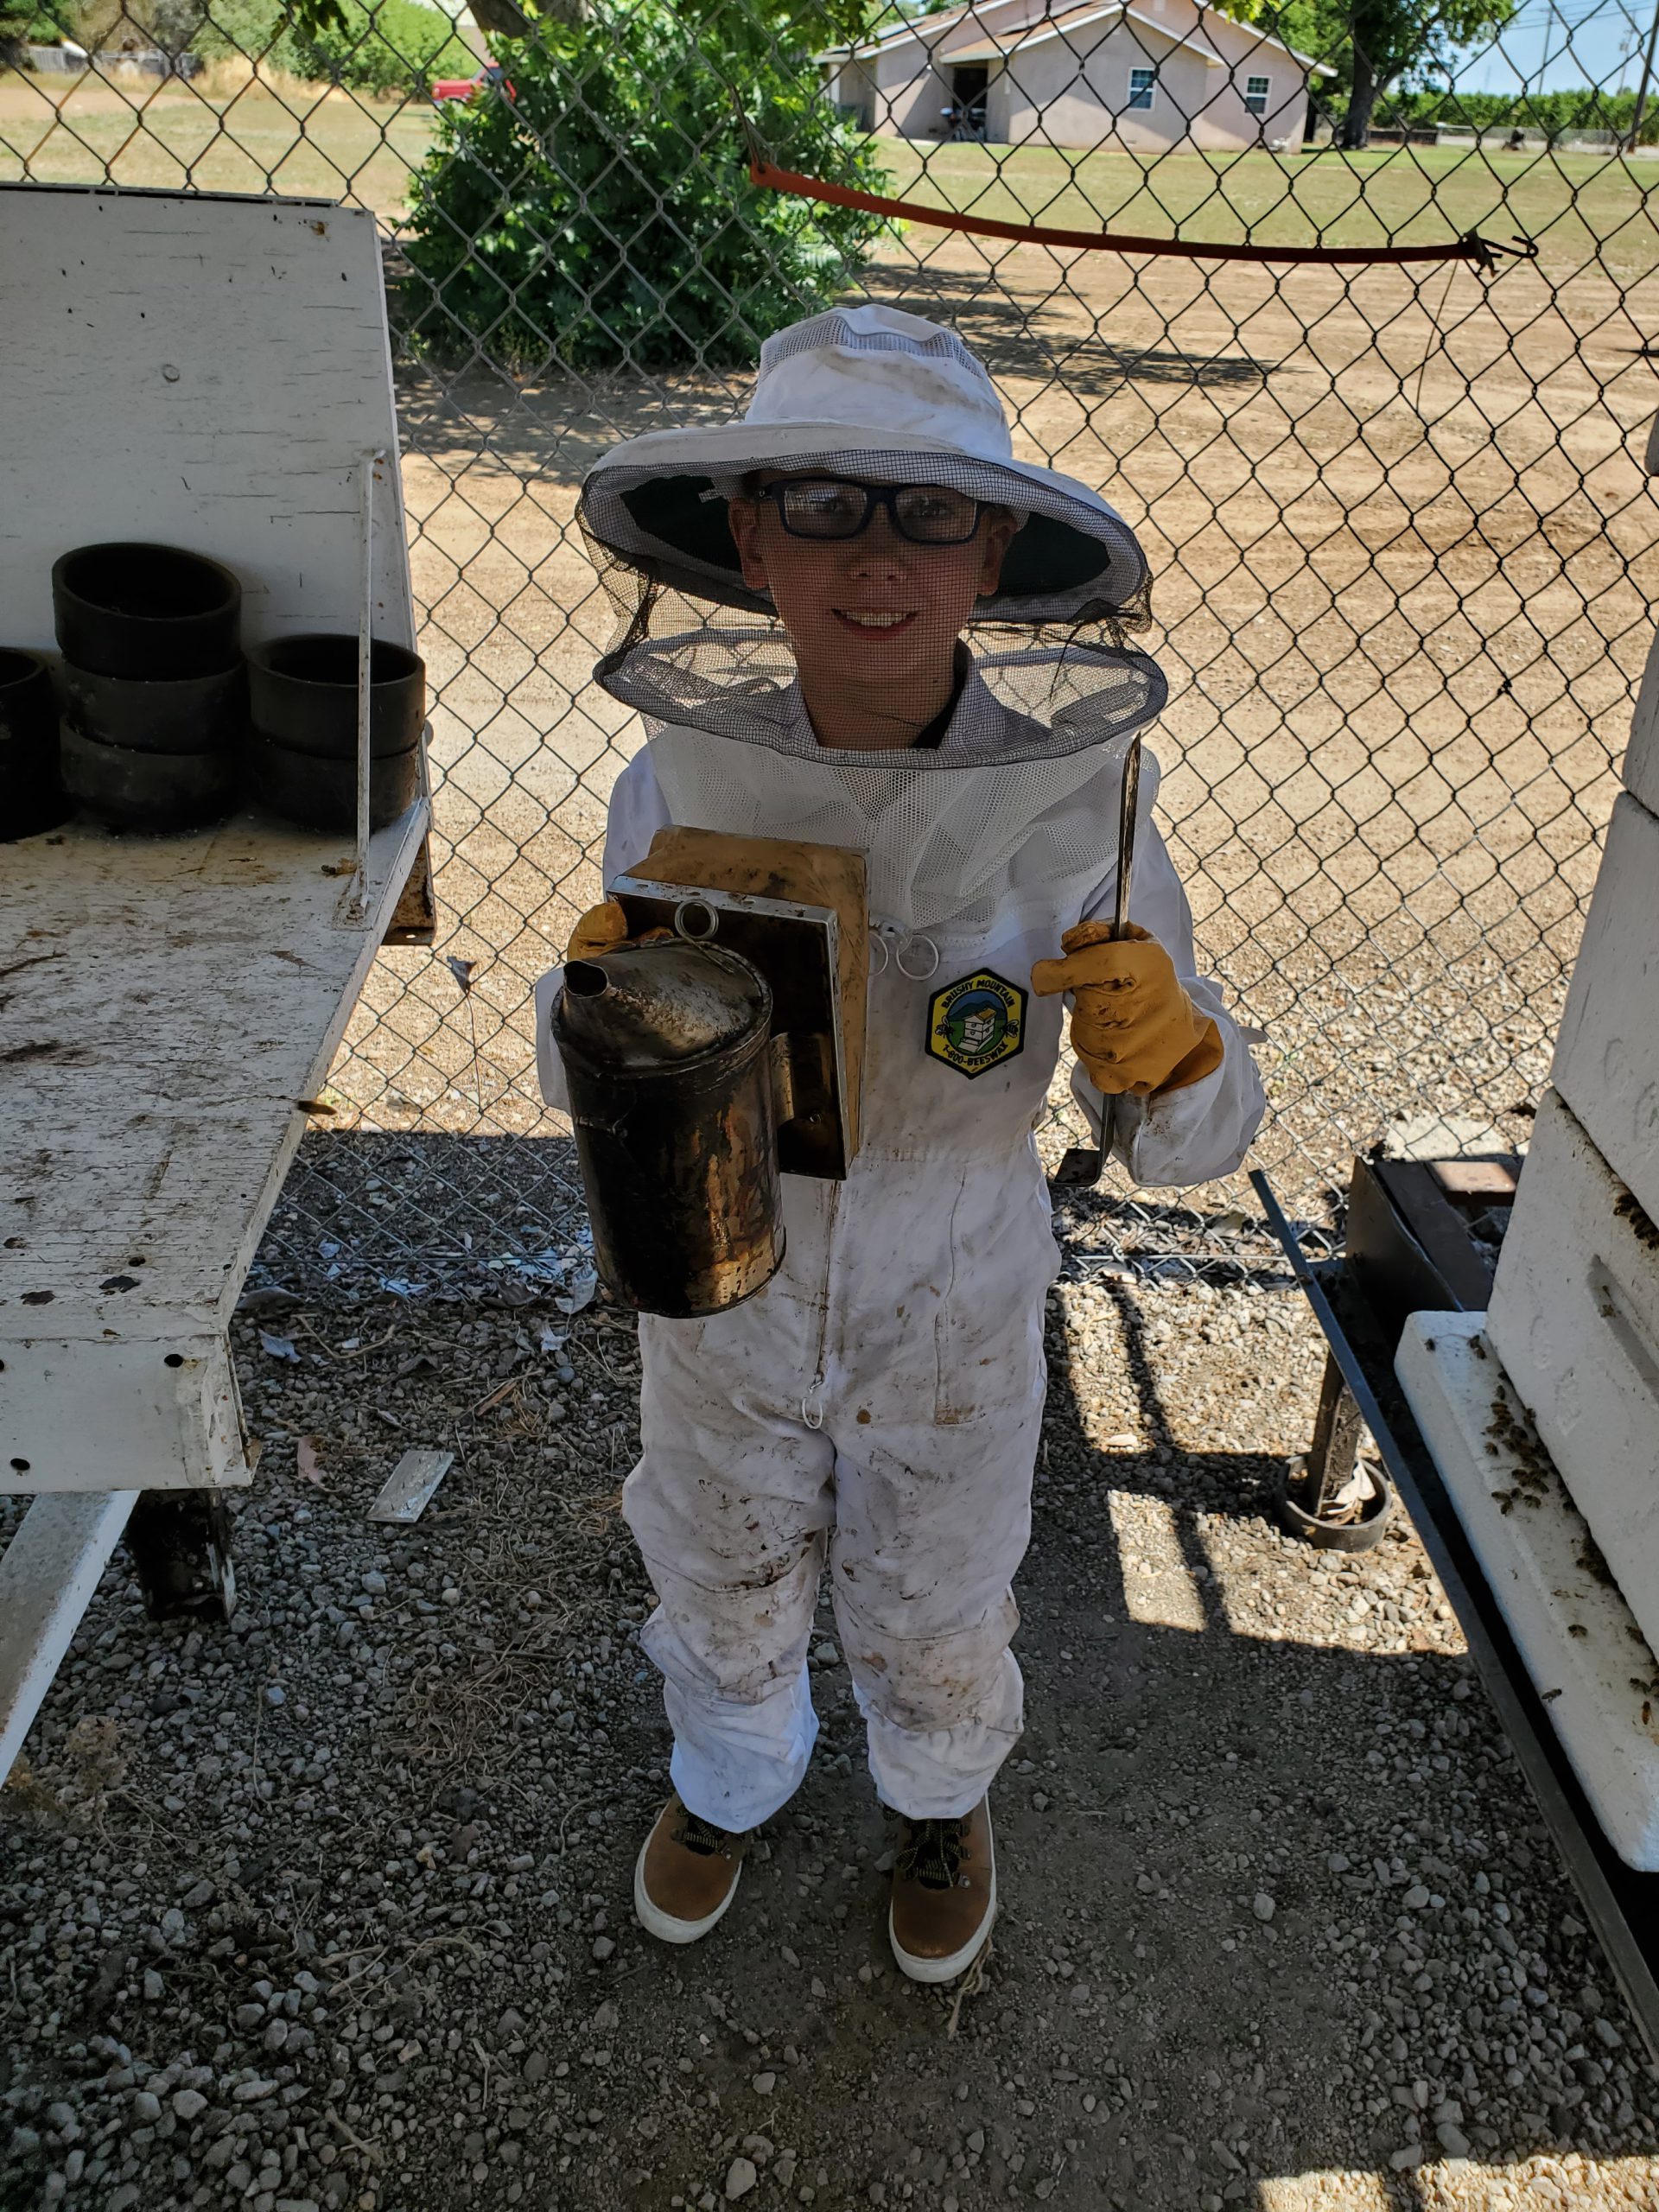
[563,305,1266,1981]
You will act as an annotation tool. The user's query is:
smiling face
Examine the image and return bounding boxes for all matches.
[725,475,1018,750]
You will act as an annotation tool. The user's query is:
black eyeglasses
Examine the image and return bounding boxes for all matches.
[758,478,985,545]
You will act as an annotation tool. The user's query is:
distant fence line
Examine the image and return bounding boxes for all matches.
[23,41,201,77]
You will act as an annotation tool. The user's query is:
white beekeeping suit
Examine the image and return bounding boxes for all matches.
[544,306,1268,1832]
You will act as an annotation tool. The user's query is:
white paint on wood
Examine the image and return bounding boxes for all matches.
[1,183,427,1496]
[1396,1312,1659,1871]
[0,185,413,654]
[1553,793,1659,1223]
[368,1447,455,1524]
[0,1489,138,1785]
[3,1333,247,1494]
[1,799,429,1491]
[1624,633,1659,817]
[1486,1089,1659,1656]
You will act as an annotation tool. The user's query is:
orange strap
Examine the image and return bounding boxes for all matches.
[748,157,1535,271]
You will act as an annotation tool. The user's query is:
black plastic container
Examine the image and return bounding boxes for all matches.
[53,543,242,681]
[0,648,70,842]
[247,634,424,759]
[60,723,236,834]
[62,659,246,755]
[245,730,422,835]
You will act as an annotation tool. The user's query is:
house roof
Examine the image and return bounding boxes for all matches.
[823,5,976,61]
[825,0,1334,75]
[948,3,1226,67]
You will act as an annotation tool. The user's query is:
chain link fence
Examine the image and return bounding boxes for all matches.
[4,0,1656,1285]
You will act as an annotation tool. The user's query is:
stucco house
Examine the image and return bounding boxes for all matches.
[822,0,1332,153]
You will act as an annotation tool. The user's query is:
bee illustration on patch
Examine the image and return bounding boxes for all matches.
[927,969,1027,1079]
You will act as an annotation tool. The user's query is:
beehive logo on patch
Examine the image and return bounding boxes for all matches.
[926,969,1027,1079]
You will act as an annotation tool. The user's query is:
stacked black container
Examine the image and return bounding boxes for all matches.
[0,649,70,842]
[245,634,425,835]
[54,543,245,832]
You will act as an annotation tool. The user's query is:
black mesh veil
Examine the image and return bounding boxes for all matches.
[577,456,1163,768]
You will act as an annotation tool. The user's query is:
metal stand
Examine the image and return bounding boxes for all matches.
[1274,1357,1394,1551]
[124,1492,238,1623]
[1267,1147,1521,1552]
[1251,1166,1659,2062]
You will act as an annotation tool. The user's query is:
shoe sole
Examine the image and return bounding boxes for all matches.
[888,1815,997,1984]
[632,1834,742,1946]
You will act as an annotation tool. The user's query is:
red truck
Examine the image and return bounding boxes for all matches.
[431,63,515,104]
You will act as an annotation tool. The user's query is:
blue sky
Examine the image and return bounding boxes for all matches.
[1452,0,1656,98]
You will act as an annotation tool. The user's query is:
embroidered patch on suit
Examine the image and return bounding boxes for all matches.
[926,969,1027,1079]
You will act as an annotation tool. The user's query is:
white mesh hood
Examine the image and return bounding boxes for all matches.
[600,628,1167,933]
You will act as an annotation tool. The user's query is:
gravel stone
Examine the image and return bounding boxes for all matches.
[2,1198,1655,2211]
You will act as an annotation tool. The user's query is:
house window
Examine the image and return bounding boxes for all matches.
[1127,67,1156,110]
[1245,73,1270,117]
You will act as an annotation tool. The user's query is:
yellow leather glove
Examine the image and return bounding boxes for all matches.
[566,899,631,962]
[566,900,674,962]
[1031,922,1224,1098]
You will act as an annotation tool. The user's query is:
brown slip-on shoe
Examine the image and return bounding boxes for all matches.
[888,1796,996,1984]
[633,1795,747,1945]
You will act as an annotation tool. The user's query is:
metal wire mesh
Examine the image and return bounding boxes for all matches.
[4,0,1655,1279]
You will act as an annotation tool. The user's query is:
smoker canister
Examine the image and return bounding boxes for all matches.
[551,940,785,1318]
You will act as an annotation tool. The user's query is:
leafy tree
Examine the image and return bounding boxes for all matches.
[191,0,474,87]
[284,0,476,92]
[286,0,873,45]
[1397,81,1659,143]
[0,0,73,63]
[398,0,887,372]
[1342,0,1518,145]
[1217,0,1519,146]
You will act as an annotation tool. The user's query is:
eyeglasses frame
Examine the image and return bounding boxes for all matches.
[754,477,988,547]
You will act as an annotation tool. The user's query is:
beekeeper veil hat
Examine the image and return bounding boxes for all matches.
[577,303,1152,631]
[575,307,1168,937]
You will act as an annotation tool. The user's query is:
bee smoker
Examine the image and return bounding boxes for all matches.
[544,829,868,1320]
[552,940,785,1318]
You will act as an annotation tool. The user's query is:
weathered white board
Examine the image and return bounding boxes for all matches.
[0,801,429,1491]
[1486,1089,1659,1657]
[1624,632,1659,821]
[1553,792,1659,1224]
[1397,1313,1659,1872]
[0,1489,140,1783]
[0,184,412,654]
[0,183,425,1492]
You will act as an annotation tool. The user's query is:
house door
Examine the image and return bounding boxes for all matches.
[950,64,989,140]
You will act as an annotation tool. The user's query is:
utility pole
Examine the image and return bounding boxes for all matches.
[1627,0,1659,153]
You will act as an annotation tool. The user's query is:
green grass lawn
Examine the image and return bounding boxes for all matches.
[0,70,439,218]
[5,67,1656,283]
[878,139,1659,278]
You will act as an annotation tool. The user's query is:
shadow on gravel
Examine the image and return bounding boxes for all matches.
[861,262,1287,393]
[388,283,1287,494]
[1026,1287,1653,2207]
[3,1136,1647,2212]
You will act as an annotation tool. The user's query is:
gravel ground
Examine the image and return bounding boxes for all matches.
[4,1147,1659,2212]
